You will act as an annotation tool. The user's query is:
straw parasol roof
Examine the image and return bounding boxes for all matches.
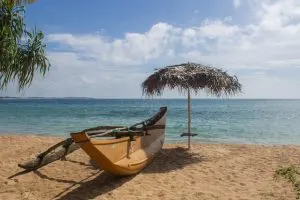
[142,62,242,149]
[142,62,242,96]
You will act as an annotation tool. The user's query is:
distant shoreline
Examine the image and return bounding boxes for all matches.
[1,97,300,100]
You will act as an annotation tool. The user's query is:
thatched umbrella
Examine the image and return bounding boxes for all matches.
[142,62,242,149]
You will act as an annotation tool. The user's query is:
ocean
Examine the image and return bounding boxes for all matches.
[0,98,300,144]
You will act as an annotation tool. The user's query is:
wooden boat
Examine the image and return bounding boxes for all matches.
[71,107,167,175]
[19,107,167,176]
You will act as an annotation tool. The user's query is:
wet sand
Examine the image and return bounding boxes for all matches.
[0,134,299,199]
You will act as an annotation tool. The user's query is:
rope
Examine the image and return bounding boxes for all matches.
[127,127,135,141]
[142,122,148,136]
[61,138,74,160]
[36,138,70,165]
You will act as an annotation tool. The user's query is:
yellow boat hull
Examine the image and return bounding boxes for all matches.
[71,107,167,176]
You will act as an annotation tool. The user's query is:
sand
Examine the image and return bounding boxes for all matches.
[0,135,299,200]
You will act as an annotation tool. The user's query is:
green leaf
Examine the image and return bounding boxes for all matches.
[0,0,50,90]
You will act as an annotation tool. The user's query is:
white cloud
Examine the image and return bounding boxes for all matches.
[179,0,300,71]
[239,73,300,99]
[47,19,240,67]
[48,23,178,66]
[3,0,300,98]
[198,19,239,38]
[233,0,241,8]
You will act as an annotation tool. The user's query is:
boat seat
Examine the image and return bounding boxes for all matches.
[180,133,198,137]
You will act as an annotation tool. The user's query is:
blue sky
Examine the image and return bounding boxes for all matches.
[25,0,241,34]
[2,0,300,98]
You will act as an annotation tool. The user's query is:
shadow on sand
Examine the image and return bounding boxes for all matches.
[143,147,205,174]
[7,159,100,180]
[56,171,135,200]
[55,147,204,199]
[10,147,204,199]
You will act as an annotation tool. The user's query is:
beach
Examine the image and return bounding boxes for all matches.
[2,0,300,199]
[0,135,299,200]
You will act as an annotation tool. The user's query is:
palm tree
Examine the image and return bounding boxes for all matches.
[0,0,50,90]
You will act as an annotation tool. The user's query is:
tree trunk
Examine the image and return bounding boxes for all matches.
[188,88,191,150]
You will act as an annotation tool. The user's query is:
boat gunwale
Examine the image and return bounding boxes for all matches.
[70,106,167,139]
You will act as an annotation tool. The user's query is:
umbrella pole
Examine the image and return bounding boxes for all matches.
[188,88,191,150]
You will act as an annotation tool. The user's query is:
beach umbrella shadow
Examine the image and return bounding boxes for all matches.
[142,147,205,173]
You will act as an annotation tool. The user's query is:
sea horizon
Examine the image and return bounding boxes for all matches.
[1,96,300,100]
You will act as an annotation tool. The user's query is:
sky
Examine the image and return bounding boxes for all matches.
[2,0,300,98]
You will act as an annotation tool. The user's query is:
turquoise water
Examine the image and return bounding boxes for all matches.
[0,99,300,144]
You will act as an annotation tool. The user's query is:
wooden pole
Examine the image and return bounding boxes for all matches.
[188,88,191,150]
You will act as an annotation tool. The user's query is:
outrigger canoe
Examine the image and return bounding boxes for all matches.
[19,107,167,176]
